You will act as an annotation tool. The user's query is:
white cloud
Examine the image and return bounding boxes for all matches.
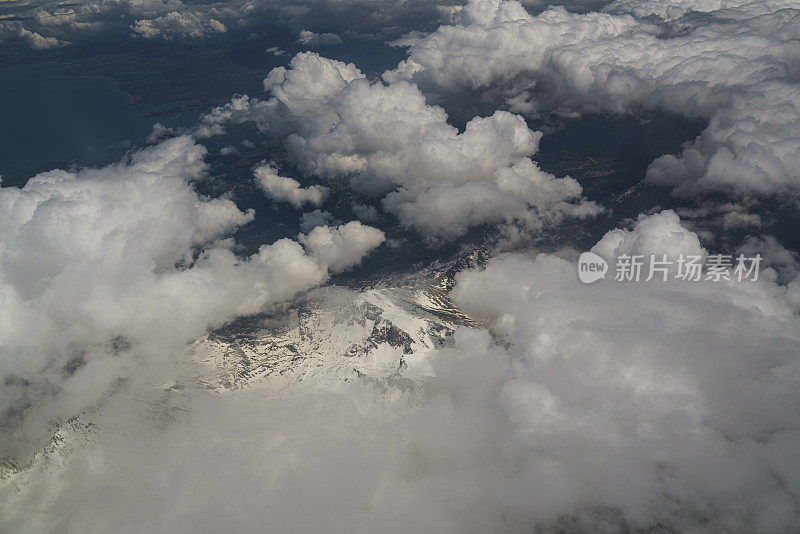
[4,211,798,533]
[592,209,704,263]
[4,3,799,530]
[387,0,800,199]
[2,0,190,47]
[266,45,286,56]
[297,29,343,46]
[254,163,329,208]
[605,0,795,21]
[131,11,227,39]
[1,0,462,50]
[146,122,177,144]
[298,221,385,273]
[445,212,800,531]
[194,95,274,139]
[201,52,598,238]
[0,22,68,48]
[0,136,383,461]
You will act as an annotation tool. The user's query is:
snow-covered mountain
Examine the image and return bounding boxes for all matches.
[0,267,483,498]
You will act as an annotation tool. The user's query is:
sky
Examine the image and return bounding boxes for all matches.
[1,0,799,532]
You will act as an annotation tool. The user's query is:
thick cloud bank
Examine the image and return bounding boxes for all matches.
[447,218,800,532]
[0,136,383,461]
[202,52,598,237]
[388,0,800,199]
[3,211,798,533]
[3,1,799,531]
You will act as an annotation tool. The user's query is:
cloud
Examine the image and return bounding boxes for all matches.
[4,2,799,530]
[1,0,188,47]
[241,0,462,40]
[605,0,791,21]
[194,95,274,139]
[254,163,329,208]
[1,0,459,50]
[0,21,68,48]
[297,29,343,46]
[352,202,380,222]
[200,52,598,238]
[146,122,178,144]
[300,209,339,233]
[0,136,383,462]
[298,221,385,273]
[445,212,800,532]
[131,11,227,39]
[266,45,287,56]
[4,211,798,533]
[387,0,800,200]
[591,209,704,262]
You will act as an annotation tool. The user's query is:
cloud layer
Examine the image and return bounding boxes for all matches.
[131,11,227,40]
[0,136,383,461]
[387,0,800,199]
[0,0,460,47]
[4,211,798,533]
[3,1,799,532]
[202,52,598,237]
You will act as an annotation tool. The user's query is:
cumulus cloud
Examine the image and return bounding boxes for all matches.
[298,221,386,273]
[592,209,705,263]
[297,29,343,46]
[5,1,799,531]
[1,0,188,47]
[131,11,226,39]
[1,0,460,50]
[194,94,273,139]
[0,136,383,461]
[388,0,800,199]
[201,52,598,238]
[254,163,329,207]
[146,122,178,144]
[0,22,68,48]
[606,0,790,21]
[4,211,798,533]
[445,220,800,531]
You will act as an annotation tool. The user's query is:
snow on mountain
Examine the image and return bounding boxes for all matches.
[0,270,482,497]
